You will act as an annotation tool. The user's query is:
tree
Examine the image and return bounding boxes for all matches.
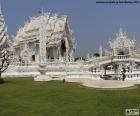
[122,67,126,81]
[94,53,100,57]
[0,48,12,83]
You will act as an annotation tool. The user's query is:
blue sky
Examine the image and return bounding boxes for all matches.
[2,0,140,57]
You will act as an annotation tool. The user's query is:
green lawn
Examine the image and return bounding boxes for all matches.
[0,78,140,116]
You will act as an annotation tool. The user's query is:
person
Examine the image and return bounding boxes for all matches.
[122,73,126,81]
[122,67,126,81]
[62,79,66,83]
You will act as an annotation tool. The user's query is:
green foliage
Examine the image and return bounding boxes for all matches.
[0,77,140,116]
[94,53,100,57]
[0,49,13,78]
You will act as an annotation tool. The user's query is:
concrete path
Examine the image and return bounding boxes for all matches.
[82,80,140,89]
[65,78,140,89]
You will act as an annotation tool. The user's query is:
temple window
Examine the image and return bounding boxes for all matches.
[61,40,66,57]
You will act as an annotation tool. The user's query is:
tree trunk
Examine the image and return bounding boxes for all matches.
[0,71,1,78]
[0,71,4,84]
[104,69,106,75]
[104,67,107,75]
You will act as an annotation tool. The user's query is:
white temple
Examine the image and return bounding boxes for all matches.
[1,2,140,82]
[13,12,75,64]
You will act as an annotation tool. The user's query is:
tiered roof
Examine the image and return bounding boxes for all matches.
[108,27,135,49]
[14,12,75,48]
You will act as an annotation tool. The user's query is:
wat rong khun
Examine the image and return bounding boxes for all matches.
[1,6,140,89]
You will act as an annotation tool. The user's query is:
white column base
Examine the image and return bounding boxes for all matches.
[34,75,52,81]
[92,76,102,80]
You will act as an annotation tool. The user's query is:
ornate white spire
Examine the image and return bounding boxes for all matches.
[119,24,122,30]
[119,25,123,33]
[99,45,103,57]
[108,26,135,50]
[0,0,4,24]
[117,25,125,37]
[0,0,8,47]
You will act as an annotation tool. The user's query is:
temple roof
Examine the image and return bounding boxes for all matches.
[108,27,135,49]
[14,12,71,46]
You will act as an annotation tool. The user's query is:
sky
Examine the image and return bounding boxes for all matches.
[2,0,140,57]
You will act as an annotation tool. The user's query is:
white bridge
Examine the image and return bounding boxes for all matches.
[86,54,140,67]
[84,54,140,80]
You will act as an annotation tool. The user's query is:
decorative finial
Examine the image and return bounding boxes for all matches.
[117,24,125,37]
[119,24,123,33]
[133,36,136,42]
[99,44,103,57]
[38,8,44,15]
[41,8,44,13]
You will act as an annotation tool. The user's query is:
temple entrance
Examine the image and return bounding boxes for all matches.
[61,40,66,57]
[118,51,125,55]
[117,48,129,55]
[32,55,35,61]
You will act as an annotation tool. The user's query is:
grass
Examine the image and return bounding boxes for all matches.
[0,77,140,116]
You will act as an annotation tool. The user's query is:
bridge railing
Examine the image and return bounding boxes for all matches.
[113,55,130,60]
[86,56,111,63]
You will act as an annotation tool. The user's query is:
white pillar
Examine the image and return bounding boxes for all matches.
[113,48,116,56]
[66,48,69,62]
[58,46,62,61]
[129,47,132,55]
[70,50,74,62]
[39,16,48,63]
[99,45,103,57]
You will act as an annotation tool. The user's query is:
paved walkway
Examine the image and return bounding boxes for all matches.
[65,78,140,89]
[82,80,140,89]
